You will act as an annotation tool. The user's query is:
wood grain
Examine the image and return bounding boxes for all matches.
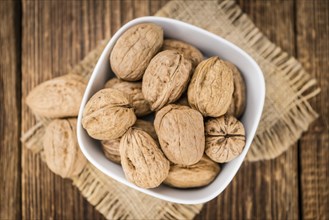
[0,0,323,219]
[0,1,21,219]
[296,0,329,219]
[20,1,165,219]
[21,1,110,219]
[195,1,300,219]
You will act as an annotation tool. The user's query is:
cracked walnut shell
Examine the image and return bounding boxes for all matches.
[187,57,234,117]
[164,155,220,188]
[105,78,152,117]
[205,115,246,163]
[120,128,170,188]
[154,104,205,166]
[110,23,164,81]
[43,118,87,178]
[82,88,136,140]
[142,50,192,111]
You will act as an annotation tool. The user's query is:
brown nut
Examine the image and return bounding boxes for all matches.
[101,119,157,164]
[26,74,86,118]
[205,115,246,163]
[154,104,205,166]
[105,78,152,117]
[164,155,220,188]
[142,50,192,111]
[101,139,121,164]
[43,119,87,178]
[162,39,203,68]
[187,57,234,117]
[104,77,122,88]
[110,23,164,81]
[120,128,170,188]
[82,88,136,140]
[225,61,246,118]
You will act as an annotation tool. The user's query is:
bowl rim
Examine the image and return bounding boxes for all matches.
[77,16,265,204]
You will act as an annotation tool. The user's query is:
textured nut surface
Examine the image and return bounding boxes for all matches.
[164,156,220,188]
[101,119,156,164]
[43,119,87,178]
[105,78,151,117]
[205,115,246,163]
[188,57,234,117]
[162,39,203,68]
[26,74,86,118]
[133,119,157,140]
[104,77,122,88]
[101,139,121,164]
[225,61,246,118]
[120,128,170,188]
[154,104,205,165]
[82,88,136,140]
[142,50,192,111]
[110,23,163,81]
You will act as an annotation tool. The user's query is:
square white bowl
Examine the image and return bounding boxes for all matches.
[77,16,265,205]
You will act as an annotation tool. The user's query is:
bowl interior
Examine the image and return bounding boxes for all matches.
[77,16,265,204]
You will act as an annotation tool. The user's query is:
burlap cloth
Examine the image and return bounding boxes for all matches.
[21,1,320,219]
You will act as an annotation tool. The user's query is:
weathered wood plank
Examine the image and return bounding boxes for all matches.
[20,1,169,219]
[0,1,22,219]
[21,1,114,219]
[296,0,329,219]
[196,0,299,219]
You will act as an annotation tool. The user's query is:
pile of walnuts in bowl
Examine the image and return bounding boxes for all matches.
[82,23,246,189]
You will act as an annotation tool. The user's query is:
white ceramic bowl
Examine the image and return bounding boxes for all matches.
[77,16,265,204]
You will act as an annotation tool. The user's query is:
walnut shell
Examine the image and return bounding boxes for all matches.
[43,119,87,178]
[101,119,157,164]
[205,115,246,163]
[110,23,164,81]
[120,128,170,188]
[187,57,234,117]
[26,74,86,118]
[101,139,121,164]
[164,156,220,188]
[105,78,151,117]
[82,88,136,140]
[162,39,203,68]
[104,77,122,88]
[225,61,246,118]
[142,50,192,111]
[154,104,205,166]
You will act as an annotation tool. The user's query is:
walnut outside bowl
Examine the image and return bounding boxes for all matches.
[77,17,265,204]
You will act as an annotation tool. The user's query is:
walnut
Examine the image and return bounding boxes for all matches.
[162,39,203,68]
[205,115,246,163]
[164,155,220,188]
[82,88,136,140]
[110,23,164,81]
[225,61,246,118]
[187,57,234,117]
[101,139,121,164]
[104,77,122,88]
[104,78,151,117]
[26,74,86,118]
[120,128,170,188]
[43,118,87,178]
[154,104,205,166]
[101,119,157,164]
[142,50,192,111]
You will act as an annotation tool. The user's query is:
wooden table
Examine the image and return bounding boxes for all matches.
[0,0,328,219]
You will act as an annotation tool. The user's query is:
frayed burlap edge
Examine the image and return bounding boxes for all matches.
[21,0,321,219]
[155,0,320,161]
